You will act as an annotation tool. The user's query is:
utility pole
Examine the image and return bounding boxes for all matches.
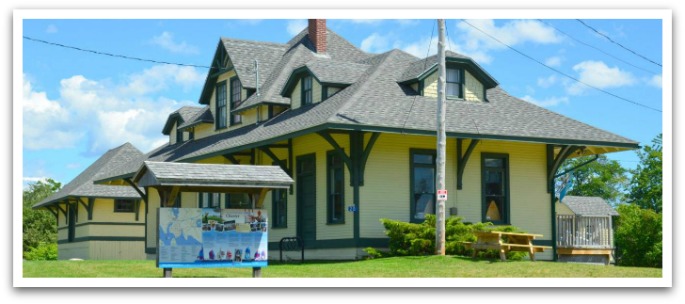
[435,19,447,255]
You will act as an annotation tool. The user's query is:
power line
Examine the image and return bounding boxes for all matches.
[575,19,662,68]
[538,19,660,75]
[402,21,435,132]
[23,36,210,69]
[458,19,662,113]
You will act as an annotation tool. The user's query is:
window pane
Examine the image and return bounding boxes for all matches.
[485,158,503,168]
[413,154,434,164]
[227,193,250,209]
[414,167,435,194]
[447,68,460,82]
[414,193,434,220]
[447,83,461,97]
[485,197,503,221]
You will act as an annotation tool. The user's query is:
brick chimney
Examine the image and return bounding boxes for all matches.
[308,19,327,54]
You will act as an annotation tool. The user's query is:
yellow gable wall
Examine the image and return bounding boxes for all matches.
[423,70,484,102]
[199,70,255,139]
[291,77,323,110]
[555,202,575,215]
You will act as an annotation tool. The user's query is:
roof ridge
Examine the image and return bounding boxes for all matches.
[220,36,287,49]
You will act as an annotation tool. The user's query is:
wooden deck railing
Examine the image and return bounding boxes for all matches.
[556,215,614,249]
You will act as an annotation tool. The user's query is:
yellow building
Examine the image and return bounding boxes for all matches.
[33,143,146,260]
[88,19,639,262]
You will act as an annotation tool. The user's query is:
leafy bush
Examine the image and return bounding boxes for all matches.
[23,243,58,261]
[378,215,527,260]
[614,204,662,267]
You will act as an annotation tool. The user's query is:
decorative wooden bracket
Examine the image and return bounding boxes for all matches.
[457,138,479,190]
[317,130,380,187]
[546,144,583,193]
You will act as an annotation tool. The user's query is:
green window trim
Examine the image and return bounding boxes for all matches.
[272,159,288,228]
[175,129,183,143]
[215,80,228,130]
[327,150,345,224]
[481,153,510,225]
[230,76,243,126]
[410,149,436,223]
[302,76,313,106]
[114,199,136,213]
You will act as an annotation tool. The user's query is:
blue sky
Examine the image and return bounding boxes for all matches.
[18,12,666,189]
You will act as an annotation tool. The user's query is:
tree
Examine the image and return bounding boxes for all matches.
[614,204,662,267]
[558,154,628,206]
[627,134,662,213]
[22,179,60,254]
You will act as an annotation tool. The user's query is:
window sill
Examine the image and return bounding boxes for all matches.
[446,96,464,101]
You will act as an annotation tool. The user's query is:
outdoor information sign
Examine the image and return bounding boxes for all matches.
[157,207,268,269]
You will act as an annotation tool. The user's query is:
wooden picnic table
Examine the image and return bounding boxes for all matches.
[464,230,552,261]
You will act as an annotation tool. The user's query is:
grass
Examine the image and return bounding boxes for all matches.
[22,256,662,278]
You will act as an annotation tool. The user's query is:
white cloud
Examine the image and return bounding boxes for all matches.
[567,60,636,95]
[453,19,562,64]
[150,31,199,54]
[22,65,200,155]
[350,19,382,25]
[286,20,308,36]
[361,33,391,53]
[537,75,558,88]
[23,176,49,183]
[23,78,83,150]
[647,75,662,88]
[46,24,58,33]
[521,95,569,107]
[545,56,563,67]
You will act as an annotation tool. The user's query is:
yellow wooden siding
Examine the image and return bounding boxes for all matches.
[422,70,484,102]
[291,80,302,109]
[464,70,484,102]
[146,187,161,249]
[89,240,146,260]
[91,198,139,222]
[193,123,214,139]
[291,133,354,240]
[327,86,341,98]
[422,72,439,98]
[458,140,551,238]
[359,133,457,238]
[169,121,178,145]
[181,191,198,208]
[555,202,575,215]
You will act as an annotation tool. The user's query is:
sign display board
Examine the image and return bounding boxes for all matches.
[157,207,268,269]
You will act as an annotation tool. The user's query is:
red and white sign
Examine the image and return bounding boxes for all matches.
[437,189,447,201]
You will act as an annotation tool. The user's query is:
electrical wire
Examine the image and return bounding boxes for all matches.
[23,36,210,69]
[538,19,660,75]
[459,19,662,113]
[575,19,662,68]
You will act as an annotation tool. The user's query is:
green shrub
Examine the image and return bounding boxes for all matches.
[614,204,662,267]
[24,243,58,261]
[378,215,527,260]
[363,247,385,259]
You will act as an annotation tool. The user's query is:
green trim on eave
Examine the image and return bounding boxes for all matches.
[177,122,638,167]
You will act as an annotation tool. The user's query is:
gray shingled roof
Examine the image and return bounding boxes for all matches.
[33,143,144,209]
[562,196,619,216]
[178,106,213,130]
[221,38,288,89]
[134,161,293,189]
[162,106,205,135]
[303,58,370,85]
[95,23,639,184]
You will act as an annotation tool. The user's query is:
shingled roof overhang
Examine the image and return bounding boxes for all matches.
[133,161,293,193]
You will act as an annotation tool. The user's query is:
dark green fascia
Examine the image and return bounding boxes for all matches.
[177,121,638,168]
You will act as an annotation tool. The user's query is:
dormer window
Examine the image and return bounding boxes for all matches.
[176,129,183,143]
[447,68,464,99]
[216,81,227,129]
[230,77,242,125]
[302,76,313,105]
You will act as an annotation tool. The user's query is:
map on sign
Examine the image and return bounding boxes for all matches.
[157,207,269,269]
[158,208,203,263]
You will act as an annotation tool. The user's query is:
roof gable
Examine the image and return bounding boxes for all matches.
[33,143,145,209]
[398,51,499,89]
[162,106,205,135]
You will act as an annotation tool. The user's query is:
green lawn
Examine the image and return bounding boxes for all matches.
[22,256,662,278]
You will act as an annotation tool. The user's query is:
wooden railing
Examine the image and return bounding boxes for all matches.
[557,215,613,249]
